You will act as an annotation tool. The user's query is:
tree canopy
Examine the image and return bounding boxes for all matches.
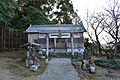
[11,6,52,29]
[0,0,80,29]
[0,0,15,27]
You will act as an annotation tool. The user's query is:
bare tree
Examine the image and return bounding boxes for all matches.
[85,0,120,57]
[103,0,120,43]
[103,0,120,55]
[85,12,105,55]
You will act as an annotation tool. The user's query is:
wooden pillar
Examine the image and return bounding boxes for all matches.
[71,33,74,57]
[65,38,68,52]
[54,38,56,52]
[71,33,74,64]
[46,33,49,63]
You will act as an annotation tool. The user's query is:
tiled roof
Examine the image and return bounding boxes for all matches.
[26,24,86,33]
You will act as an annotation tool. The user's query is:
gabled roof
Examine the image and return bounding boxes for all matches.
[26,24,86,33]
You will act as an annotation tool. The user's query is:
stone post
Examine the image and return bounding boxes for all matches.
[46,33,49,64]
[71,33,74,64]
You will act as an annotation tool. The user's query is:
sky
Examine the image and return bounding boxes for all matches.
[71,0,107,20]
[71,0,110,44]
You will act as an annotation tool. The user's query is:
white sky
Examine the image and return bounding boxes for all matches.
[71,0,109,44]
[71,0,107,20]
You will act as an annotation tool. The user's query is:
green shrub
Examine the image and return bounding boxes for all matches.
[95,59,120,69]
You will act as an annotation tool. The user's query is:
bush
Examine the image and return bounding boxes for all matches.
[94,59,120,69]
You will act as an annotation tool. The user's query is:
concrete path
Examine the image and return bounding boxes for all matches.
[37,58,80,80]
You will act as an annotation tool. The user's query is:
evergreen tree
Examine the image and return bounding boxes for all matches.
[11,6,52,29]
[12,0,81,24]
[0,0,15,27]
[0,0,81,29]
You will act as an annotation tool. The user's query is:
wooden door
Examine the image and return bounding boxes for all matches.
[56,38,66,49]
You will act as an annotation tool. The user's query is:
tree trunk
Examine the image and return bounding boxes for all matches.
[95,31,102,56]
[98,42,102,55]
[1,27,3,51]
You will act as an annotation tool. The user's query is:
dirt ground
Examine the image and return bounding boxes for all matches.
[73,58,120,80]
[0,51,120,80]
[0,58,37,80]
[0,51,46,80]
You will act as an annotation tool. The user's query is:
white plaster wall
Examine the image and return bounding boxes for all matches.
[73,33,83,38]
[28,34,46,43]
[27,33,84,49]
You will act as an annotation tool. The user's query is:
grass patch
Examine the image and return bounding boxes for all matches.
[6,59,27,75]
[85,75,98,80]
[20,72,36,77]
[7,59,47,77]
[7,63,19,69]
[0,51,47,77]
[0,51,25,58]
[38,59,48,73]
[19,59,47,77]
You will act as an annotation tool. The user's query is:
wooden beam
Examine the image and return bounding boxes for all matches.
[27,30,84,34]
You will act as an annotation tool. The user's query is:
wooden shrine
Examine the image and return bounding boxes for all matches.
[25,24,86,58]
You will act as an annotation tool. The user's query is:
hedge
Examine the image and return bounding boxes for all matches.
[94,59,120,69]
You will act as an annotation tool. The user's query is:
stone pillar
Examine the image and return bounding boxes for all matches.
[46,34,49,63]
[71,33,74,57]
[71,33,74,64]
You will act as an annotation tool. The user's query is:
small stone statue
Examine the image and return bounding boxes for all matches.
[81,60,87,70]
[30,64,39,71]
[88,60,96,73]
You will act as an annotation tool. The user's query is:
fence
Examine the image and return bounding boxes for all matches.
[0,26,27,52]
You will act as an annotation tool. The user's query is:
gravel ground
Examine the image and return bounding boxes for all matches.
[37,58,80,80]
